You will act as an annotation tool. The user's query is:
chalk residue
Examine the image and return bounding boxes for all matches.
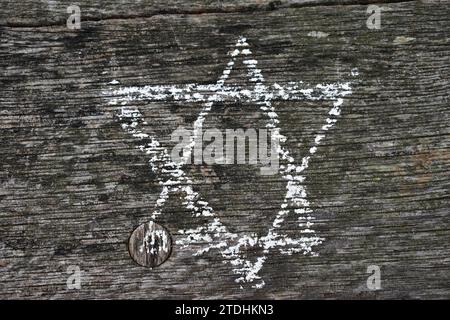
[393,36,416,45]
[110,82,351,104]
[106,36,354,288]
[307,31,329,38]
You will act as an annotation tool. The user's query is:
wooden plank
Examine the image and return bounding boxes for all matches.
[0,1,449,299]
[0,0,417,26]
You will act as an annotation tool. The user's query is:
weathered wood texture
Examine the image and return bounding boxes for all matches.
[0,0,422,26]
[128,222,172,268]
[0,0,449,299]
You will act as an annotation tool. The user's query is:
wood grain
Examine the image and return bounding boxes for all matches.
[0,0,449,299]
[128,221,172,268]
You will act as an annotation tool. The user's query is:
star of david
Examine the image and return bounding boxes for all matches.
[106,36,355,288]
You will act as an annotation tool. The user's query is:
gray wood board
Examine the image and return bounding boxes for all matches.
[0,1,449,299]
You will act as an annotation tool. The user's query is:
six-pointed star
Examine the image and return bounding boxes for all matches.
[106,36,355,288]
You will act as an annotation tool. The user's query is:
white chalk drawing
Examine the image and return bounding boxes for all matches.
[105,37,356,288]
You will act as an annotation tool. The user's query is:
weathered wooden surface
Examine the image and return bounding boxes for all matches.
[0,0,449,299]
[128,221,172,268]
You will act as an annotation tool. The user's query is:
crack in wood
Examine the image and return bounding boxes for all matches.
[1,0,416,28]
